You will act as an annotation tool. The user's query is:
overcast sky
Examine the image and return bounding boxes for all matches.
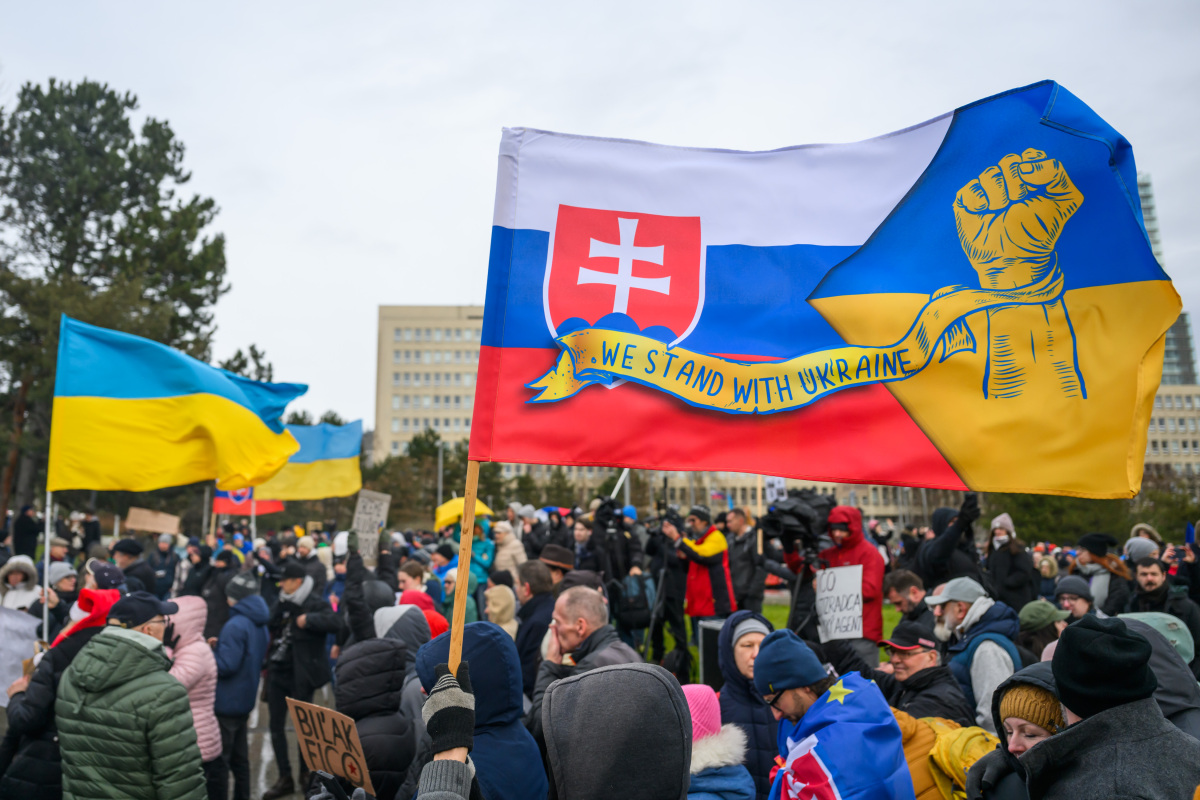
[2,2,1198,426]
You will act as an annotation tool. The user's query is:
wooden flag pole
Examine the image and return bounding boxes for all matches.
[448,460,481,672]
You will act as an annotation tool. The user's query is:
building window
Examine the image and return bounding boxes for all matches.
[424,373,431,385]
[403,418,411,432]
[1152,441,1159,453]
[1155,396,1163,409]
[1173,440,1181,454]
[392,372,400,386]
[402,396,410,408]
[504,464,512,476]
[1150,419,1158,433]
[1184,441,1191,454]
[393,350,401,363]
[464,418,470,430]
[587,466,594,476]
[434,396,441,409]
[423,351,431,364]
[434,374,441,387]
[433,351,442,364]
[392,395,400,410]
[465,328,474,341]
[871,487,879,505]
[454,396,461,409]
[423,396,431,408]
[750,487,757,503]
[444,418,451,428]
[464,374,473,387]
[669,487,677,502]
[455,328,462,340]
[453,418,461,430]
[455,350,462,363]
[433,419,439,428]
[453,373,462,386]
[415,329,423,342]
[391,441,400,454]
[1168,419,1176,433]
[404,328,413,341]
[1188,396,1195,410]
[423,418,430,429]
[425,328,432,340]
[391,418,399,433]
[394,328,402,341]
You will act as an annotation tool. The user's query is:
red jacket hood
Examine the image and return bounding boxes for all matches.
[401,589,435,611]
[827,506,864,547]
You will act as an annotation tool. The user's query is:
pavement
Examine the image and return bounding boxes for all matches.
[0,683,336,800]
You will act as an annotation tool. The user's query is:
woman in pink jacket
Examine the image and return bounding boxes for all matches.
[167,595,223,795]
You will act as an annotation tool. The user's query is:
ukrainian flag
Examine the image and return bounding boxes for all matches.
[48,316,306,492]
[254,421,363,500]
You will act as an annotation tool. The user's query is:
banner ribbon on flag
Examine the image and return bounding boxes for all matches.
[529,265,1064,413]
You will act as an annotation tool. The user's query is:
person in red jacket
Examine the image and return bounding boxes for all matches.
[819,506,885,665]
[667,505,737,643]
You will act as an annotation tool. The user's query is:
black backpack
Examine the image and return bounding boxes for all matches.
[610,574,655,630]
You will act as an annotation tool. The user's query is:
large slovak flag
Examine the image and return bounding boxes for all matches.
[470,81,1178,498]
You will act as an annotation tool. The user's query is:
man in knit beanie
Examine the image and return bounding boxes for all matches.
[1020,615,1200,799]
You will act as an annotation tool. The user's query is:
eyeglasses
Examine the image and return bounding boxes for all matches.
[144,617,167,627]
[765,691,784,711]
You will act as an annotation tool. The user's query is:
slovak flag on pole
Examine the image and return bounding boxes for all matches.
[213,488,283,516]
[469,81,1179,498]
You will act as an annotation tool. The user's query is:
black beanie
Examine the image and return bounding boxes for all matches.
[1077,532,1118,559]
[1052,615,1156,719]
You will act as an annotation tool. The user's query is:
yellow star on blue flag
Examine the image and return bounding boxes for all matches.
[825,679,854,705]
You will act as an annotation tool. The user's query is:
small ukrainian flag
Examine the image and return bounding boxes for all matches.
[48,315,306,492]
[254,421,363,501]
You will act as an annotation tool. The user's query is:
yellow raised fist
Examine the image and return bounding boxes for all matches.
[953,148,1083,291]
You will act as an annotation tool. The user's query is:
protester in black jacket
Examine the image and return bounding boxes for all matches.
[913,494,983,590]
[825,621,975,726]
[1126,556,1200,678]
[513,560,555,698]
[12,507,39,559]
[324,637,417,800]
[180,545,214,597]
[883,569,936,629]
[110,538,157,595]
[202,550,239,640]
[983,514,1037,613]
[147,535,180,599]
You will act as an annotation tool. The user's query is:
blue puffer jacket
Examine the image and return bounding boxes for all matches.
[689,765,756,800]
[946,599,1021,710]
[213,595,270,717]
[717,609,777,800]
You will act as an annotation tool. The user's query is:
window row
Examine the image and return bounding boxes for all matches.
[391,372,474,388]
[391,395,473,410]
[390,417,472,434]
[1147,439,1200,456]
[1149,417,1199,434]
[1155,394,1200,410]
[393,349,478,365]
[392,327,479,343]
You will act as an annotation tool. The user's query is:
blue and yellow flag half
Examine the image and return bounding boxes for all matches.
[48,316,307,492]
[254,421,363,500]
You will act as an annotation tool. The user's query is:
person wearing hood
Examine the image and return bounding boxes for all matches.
[0,555,40,611]
[148,534,181,599]
[913,494,984,589]
[716,611,776,800]
[467,520,496,587]
[1125,556,1200,677]
[485,584,519,639]
[408,622,549,800]
[525,586,642,746]
[166,595,223,796]
[374,604,433,733]
[492,520,527,577]
[927,578,1021,733]
[818,506,885,664]
[0,588,120,800]
[181,544,215,597]
[983,514,1036,613]
[400,589,450,639]
[520,505,551,559]
[1021,616,1200,800]
[683,684,755,800]
[965,662,1063,800]
[263,560,340,799]
[443,571,478,624]
[1068,533,1130,617]
[1034,556,1058,602]
[213,572,269,800]
[825,620,975,726]
[56,591,206,800]
[110,538,157,595]
[327,634,418,800]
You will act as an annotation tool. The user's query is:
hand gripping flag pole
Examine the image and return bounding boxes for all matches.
[448,460,481,672]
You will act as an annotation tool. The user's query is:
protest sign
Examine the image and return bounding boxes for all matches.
[286,698,375,795]
[764,477,787,505]
[815,564,863,643]
[351,490,390,562]
[123,507,181,535]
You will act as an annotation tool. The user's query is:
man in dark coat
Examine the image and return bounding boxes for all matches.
[519,505,550,559]
[147,534,180,600]
[726,508,767,614]
[883,569,936,629]
[513,560,555,698]
[716,610,777,800]
[1022,616,1200,799]
[913,494,983,590]
[202,550,239,641]
[646,510,689,662]
[1126,556,1200,677]
[292,536,327,596]
[12,506,39,559]
[110,538,157,595]
[825,621,975,726]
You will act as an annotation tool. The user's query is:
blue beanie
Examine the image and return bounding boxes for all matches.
[753,629,827,696]
[622,505,637,521]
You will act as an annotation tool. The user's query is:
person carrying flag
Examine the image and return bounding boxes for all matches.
[754,629,913,800]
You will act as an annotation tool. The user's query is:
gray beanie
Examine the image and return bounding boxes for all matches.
[1055,574,1094,603]
[225,572,259,604]
[48,561,76,588]
[1124,537,1159,563]
[731,617,771,645]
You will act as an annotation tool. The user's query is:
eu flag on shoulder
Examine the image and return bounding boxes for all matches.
[771,672,912,800]
[48,315,307,492]
[254,421,363,500]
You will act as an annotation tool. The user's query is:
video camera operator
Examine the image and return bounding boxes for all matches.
[759,489,836,641]
[589,498,645,581]
[645,508,688,663]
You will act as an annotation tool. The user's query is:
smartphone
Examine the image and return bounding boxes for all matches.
[313,772,351,800]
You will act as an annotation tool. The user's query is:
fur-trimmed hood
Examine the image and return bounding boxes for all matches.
[690,723,747,774]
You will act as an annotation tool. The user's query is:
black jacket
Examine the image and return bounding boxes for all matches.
[522,521,551,560]
[147,547,180,599]
[645,532,687,600]
[0,626,102,799]
[1125,584,1200,677]
[12,513,39,559]
[202,565,237,640]
[267,577,338,696]
[179,548,214,597]
[914,506,984,589]
[717,610,777,800]
[327,638,416,800]
[728,530,766,606]
[984,546,1037,613]
[295,553,327,596]
[121,558,158,596]
[827,639,974,727]
[514,591,554,698]
[903,598,936,630]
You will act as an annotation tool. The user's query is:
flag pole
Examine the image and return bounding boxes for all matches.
[448,460,480,672]
[610,468,630,500]
[43,489,52,635]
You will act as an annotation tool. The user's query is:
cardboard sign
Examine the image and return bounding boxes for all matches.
[286,698,375,795]
[351,490,390,561]
[123,507,181,535]
[764,476,787,505]
[815,564,863,643]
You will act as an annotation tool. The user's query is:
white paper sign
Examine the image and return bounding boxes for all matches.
[815,564,863,643]
[764,476,787,505]
[351,490,391,562]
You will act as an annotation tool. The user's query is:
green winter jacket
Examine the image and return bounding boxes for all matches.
[56,626,206,800]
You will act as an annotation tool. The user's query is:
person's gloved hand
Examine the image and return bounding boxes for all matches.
[958,492,980,526]
[965,747,1009,795]
[163,620,180,652]
[423,662,475,755]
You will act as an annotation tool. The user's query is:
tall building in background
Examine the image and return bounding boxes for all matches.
[374,305,484,459]
[1140,174,1196,384]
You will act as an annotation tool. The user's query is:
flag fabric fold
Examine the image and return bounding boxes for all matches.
[254,421,363,500]
[48,315,306,492]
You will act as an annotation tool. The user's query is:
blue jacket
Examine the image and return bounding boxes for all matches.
[417,622,548,800]
[717,610,777,800]
[214,595,270,717]
[689,765,756,800]
[946,600,1021,710]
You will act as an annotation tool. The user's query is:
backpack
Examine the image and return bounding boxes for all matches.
[611,574,656,630]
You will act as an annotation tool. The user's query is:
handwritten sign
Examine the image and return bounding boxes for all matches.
[286,698,375,795]
[815,564,863,643]
[351,490,391,562]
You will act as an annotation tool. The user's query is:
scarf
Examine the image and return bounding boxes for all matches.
[279,574,314,607]
[1077,563,1111,610]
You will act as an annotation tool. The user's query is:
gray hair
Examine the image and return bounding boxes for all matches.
[559,585,607,629]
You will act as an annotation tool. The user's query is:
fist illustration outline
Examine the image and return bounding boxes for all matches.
[952,148,1086,399]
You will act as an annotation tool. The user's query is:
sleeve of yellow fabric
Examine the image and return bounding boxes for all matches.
[680,531,728,565]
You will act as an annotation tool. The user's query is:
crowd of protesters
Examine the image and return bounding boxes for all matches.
[0,493,1199,800]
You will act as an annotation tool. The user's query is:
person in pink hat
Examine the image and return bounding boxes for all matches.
[683,683,755,800]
